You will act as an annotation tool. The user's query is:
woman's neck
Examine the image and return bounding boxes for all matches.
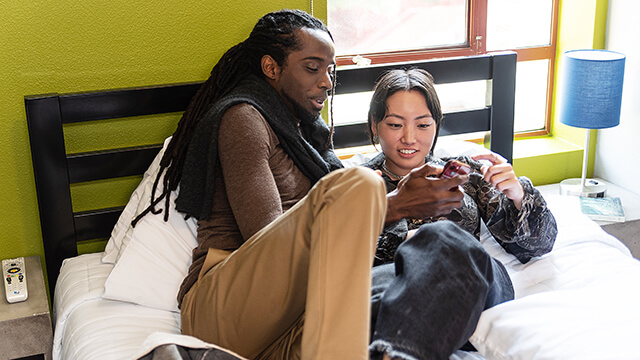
[381,160,407,181]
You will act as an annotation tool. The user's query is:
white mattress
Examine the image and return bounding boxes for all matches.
[52,194,640,360]
[53,253,180,360]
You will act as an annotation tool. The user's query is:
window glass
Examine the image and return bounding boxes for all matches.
[327,0,557,137]
[328,0,468,56]
[514,60,549,132]
[331,81,488,126]
[332,91,372,126]
[436,80,487,113]
[486,0,553,50]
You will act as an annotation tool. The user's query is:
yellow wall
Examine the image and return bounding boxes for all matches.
[0,1,317,267]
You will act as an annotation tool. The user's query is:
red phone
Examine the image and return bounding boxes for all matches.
[440,159,471,179]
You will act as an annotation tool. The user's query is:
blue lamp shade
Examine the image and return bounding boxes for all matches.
[559,49,626,129]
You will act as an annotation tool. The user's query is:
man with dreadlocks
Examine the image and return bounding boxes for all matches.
[136,8,468,360]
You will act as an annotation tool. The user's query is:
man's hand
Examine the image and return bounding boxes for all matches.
[384,163,469,225]
[472,153,524,210]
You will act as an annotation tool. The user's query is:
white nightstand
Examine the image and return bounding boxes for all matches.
[0,255,53,360]
[538,179,640,259]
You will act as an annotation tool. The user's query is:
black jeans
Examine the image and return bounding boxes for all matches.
[370,221,514,360]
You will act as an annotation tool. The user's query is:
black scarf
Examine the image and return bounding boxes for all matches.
[175,75,343,220]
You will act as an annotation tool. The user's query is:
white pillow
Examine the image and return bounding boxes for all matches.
[102,136,198,312]
[102,137,173,264]
[103,187,197,312]
[471,284,640,359]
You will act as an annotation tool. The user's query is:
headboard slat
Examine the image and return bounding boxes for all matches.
[73,208,124,242]
[67,145,162,183]
[59,83,202,123]
[487,52,517,162]
[438,108,492,136]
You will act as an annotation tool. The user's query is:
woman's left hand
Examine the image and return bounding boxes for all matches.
[472,153,524,210]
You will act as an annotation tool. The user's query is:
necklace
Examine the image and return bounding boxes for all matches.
[381,160,404,181]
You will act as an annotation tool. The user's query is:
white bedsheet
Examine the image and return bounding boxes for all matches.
[470,194,640,359]
[52,194,640,360]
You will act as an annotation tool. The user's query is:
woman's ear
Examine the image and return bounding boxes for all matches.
[261,55,280,81]
[370,120,378,138]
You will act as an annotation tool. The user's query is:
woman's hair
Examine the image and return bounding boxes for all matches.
[133,9,335,224]
[367,68,443,153]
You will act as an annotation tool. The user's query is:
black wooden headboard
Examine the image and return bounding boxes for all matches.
[25,52,516,298]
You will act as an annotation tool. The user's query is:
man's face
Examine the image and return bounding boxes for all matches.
[270,28,336,122]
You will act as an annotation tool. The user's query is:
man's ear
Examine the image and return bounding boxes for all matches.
[261,55,280,81]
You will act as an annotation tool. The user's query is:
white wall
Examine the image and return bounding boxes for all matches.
[595,0,640,196]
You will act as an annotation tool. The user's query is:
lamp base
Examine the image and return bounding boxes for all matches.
[559,178,607,198]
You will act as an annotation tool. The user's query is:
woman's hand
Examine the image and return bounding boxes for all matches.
[472,153,524,210]
[384,163,468,225]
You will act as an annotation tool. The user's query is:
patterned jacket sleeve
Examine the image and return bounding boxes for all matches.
[374,219,408,266]
[462,156,557,263]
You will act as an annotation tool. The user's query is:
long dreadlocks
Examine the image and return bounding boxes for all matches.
[132,9,337,226]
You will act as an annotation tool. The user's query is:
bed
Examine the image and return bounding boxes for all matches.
[25,52,640,360]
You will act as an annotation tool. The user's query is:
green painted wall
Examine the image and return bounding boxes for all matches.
[0,1,317,270]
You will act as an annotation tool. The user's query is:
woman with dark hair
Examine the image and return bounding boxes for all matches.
[363,69,558,360]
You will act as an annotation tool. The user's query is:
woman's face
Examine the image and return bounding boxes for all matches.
[372,90,436,177]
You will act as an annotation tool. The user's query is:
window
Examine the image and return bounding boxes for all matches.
[328,0,467,56]
[328,0,558,137]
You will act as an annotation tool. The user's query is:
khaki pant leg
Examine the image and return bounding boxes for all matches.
[181,167,387,360]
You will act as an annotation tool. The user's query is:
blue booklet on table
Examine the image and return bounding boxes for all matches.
[579,197,625,222]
